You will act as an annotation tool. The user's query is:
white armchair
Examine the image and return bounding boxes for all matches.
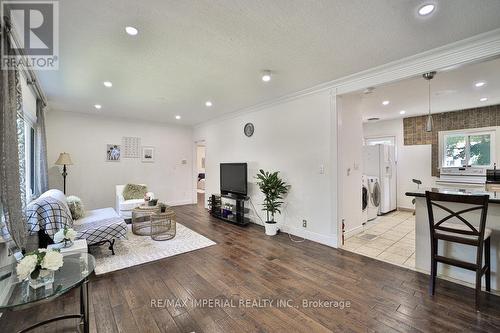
[115,184,155,219]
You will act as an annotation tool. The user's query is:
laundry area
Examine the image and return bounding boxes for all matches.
[337,56,500,270]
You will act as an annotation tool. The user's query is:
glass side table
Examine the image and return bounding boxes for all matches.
[0,253,95,333]
[132,205,160,236]
[151,208,177,241]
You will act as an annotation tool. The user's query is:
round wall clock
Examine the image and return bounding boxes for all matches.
[244,123,254,137]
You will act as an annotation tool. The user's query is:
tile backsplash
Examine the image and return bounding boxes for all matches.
[403,105,500,176]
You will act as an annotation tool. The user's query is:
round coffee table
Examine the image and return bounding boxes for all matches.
[0,253,95,333]
[132,205,160,235]
[151,209,177,241]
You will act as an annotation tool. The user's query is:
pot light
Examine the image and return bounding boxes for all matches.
[205,101,213,107]
[125,26,138,36]
[261,70,272,82]
[175,115,181,120]
[399,110,406,115]
[475,81,486,88]
[103,81,113,88]
[382,100,390,106]
[94,104,102,110]
[480,97,488,102]
[418,4,435,16]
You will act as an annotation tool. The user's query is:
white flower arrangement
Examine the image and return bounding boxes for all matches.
[53,226,77,244]
[16,249,64,280]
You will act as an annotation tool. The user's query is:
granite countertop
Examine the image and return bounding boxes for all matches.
[406,187,500,203]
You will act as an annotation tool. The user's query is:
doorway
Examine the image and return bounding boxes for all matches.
[195,143,206,207]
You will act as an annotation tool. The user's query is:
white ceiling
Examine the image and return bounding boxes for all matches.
[355,56,500,122]
[36,0,500,125]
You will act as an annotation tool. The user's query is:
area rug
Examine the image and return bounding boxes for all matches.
[91,223,216,275]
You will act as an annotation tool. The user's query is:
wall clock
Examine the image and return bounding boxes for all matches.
[244,123,254,137]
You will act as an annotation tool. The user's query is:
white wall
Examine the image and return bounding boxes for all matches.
[46,111,193,210]
[363,119,435,209]
[337,94,364,233]
[193,91,338,247]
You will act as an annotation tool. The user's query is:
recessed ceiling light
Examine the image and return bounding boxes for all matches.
[418,4,435,16]
[205,101,213,107]
[382,100,390,106]
[400,110,406,115]
[261,70,272,82]
[94,104,102,109]
[480,97,488,102]
[175,115,181,120]
[125,26,138,36]
[103,81,113,88]
[475,81,486,88]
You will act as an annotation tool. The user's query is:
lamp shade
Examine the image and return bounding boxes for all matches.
[55,152,73,165]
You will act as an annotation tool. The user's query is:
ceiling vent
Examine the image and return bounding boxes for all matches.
[367,117,380,122]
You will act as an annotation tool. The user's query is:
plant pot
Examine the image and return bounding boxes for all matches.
[29,269,54,290]
[264,221,278,236]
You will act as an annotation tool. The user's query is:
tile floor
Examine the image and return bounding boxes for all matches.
[342,210,416,269]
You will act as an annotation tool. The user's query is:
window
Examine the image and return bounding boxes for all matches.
[441,130,494,168]
[365,136,395,146]
[24,122,36,201]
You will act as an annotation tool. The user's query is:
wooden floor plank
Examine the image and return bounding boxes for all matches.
[2,201,500,332]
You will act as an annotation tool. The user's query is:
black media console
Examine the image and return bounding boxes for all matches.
[208,194,250,226]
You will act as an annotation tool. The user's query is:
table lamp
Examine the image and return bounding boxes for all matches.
[55,152,73,194]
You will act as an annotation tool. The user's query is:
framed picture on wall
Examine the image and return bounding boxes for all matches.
[106,144,121,162]
[142,146,155,163]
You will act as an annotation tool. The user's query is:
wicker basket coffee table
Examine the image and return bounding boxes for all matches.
[151,209,176,241]
[131,205,160,236]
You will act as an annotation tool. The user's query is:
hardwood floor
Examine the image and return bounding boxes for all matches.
[2,203,500,332]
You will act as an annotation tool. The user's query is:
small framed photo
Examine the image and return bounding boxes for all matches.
[142,146,155,163]
[106,144,121,162]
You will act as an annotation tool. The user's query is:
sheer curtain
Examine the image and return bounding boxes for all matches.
[35,99,49,196]
[0,23,27,250]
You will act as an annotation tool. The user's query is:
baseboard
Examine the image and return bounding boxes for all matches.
[279,225,338,248]
[167,200,195,206]
[343,225,364,239]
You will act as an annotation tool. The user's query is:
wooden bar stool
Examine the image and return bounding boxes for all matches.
[425,191,491,309]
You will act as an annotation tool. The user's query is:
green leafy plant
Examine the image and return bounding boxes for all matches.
[255,169,290,223]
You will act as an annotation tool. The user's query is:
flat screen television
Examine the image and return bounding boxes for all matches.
[220,163,247,196]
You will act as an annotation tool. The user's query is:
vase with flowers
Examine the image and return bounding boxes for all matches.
[53,226,77,248]
[17,249,64,289]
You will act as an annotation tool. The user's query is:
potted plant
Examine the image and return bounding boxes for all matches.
[16,249,63,289]
[255,169,290,236]
[53,226,77,248]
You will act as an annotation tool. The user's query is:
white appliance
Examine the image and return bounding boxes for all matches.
[363,144,397,214]
[361,175,368,224]
[367,176,380,220]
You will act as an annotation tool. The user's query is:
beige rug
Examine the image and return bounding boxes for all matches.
[91,223,216,275]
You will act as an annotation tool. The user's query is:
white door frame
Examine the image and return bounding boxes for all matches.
[333,29,500,247]
[192,140,206,205]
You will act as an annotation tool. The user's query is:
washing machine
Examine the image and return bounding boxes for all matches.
[367,176,380,221]
[361,175,368,224]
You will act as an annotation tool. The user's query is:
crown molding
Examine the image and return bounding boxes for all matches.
[195,28,500,128]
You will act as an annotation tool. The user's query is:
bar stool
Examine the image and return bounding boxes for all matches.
[425,191,491,309]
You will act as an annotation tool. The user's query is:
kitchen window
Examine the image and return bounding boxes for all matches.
[441,130,495,168]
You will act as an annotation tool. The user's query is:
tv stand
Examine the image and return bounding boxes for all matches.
[208,194,250,226]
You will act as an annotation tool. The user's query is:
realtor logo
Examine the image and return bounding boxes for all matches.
[1,1,59,70]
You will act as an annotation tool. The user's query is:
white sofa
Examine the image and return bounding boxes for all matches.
[115,184,155,219]
[27,189,127,255]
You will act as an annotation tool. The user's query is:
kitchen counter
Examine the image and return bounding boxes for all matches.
[406,188,500,291]
[406,187,500,203]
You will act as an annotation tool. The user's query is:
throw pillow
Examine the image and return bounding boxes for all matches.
[66,195,85,220]
[123,184,148,200]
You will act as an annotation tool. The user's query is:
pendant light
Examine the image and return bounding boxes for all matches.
[423,71,436,132]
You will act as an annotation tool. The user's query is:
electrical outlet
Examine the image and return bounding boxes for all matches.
[302,219,307,228]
